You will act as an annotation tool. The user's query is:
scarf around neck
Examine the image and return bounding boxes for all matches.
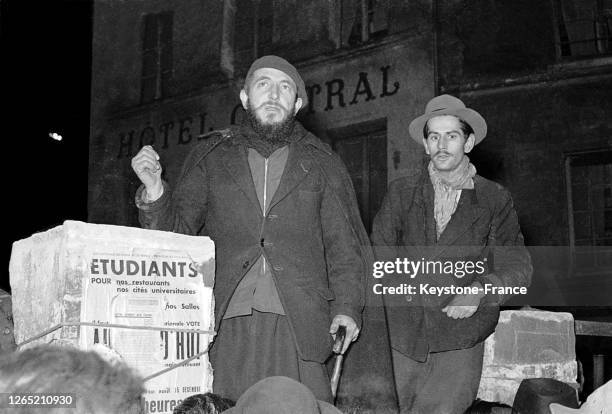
[428,156,476,239]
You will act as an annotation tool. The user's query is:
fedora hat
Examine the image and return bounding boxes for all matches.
[512,378,579,414]
[223,376,342,414]
[408,94,487,144]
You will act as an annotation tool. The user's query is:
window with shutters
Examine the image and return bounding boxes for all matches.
[141,11,173,104]
[553,0,612,58]
[566,150,612,274]
[338,0,388,48]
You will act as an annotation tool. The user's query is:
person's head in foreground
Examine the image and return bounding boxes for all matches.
[173,392,235,414]
[0,345,145,414]
[409,94,487,179]
[222,376,341,414]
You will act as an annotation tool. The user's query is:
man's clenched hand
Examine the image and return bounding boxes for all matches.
[131,145,164,201]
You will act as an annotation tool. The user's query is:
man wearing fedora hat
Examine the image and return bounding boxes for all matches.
[372,94,532,413]
[132,56,372,403]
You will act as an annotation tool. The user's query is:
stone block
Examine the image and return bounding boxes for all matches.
[0,289,16,355]
[9,220,215,414]
[477,310,578,406]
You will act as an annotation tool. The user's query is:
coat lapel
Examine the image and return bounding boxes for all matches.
[220,144,262,214]
[404,175,436,259]
[420,176,438,247]
[434,187,487,257]
[268,143,313,212]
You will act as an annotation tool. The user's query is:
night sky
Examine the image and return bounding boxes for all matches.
[1,0,93,291]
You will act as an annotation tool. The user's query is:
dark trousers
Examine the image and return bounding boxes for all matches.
[209,310,332,403]
[392,342,484,414]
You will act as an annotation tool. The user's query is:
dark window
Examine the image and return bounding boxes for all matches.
[329,120,387,233]
[339,0,388,48]
[234,0,273,63]
[566,150,612,273]
[554,0,612,58]
[141,11,173,103]
[235,0,255,62]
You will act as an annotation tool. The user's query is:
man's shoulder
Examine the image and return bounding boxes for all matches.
[299,130,334,157]
[298,131,350,178]
[187,127,236,157]
[474,175,510,194]
[194,128,234,149]
[473,175,513,205]
[177,128,235,178]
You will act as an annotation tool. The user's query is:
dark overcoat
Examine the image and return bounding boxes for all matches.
[371,170,532,362]
[137,123,367,363]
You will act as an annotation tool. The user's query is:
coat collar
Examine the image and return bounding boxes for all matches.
[220,122,320,214]
[268,136,314,210]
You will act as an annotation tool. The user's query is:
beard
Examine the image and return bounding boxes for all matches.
[246,100,296,145]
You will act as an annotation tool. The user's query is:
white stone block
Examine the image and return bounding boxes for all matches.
[0,289,16,354]
[9,220,216,414]
[477,310,578,406]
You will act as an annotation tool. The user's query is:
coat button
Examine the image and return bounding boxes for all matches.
[260,238,265,247]
[273,265,283,272]
[242,261,250,269]
[267,214,278,220]
[405,295,412,302]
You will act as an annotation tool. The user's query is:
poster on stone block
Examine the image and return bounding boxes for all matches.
[10,221,216,414]
[79,242,215,413]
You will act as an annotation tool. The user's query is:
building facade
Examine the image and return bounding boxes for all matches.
[89,0,611,304]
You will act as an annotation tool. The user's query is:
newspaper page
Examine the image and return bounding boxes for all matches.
[79,246,215,414]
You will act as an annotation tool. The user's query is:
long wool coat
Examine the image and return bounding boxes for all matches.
[137,123,367,363]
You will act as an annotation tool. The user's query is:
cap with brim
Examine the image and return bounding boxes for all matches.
[244,55,308,111]
[512,378,579,414]
[408,94,487,144]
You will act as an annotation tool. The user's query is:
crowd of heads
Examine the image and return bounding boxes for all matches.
[0,345,340,414]
[0,344,238,414]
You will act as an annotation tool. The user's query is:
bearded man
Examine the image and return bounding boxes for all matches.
[131,56,369,403]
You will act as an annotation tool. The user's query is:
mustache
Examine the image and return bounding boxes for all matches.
[433,151,452,157]
[255,101,287,111]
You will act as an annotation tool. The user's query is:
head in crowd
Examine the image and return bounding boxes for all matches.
[222,376,342,414]
[239,55,307,144]
[173,392,234,414]
[408,94,487,175]
[0,345,145,414]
